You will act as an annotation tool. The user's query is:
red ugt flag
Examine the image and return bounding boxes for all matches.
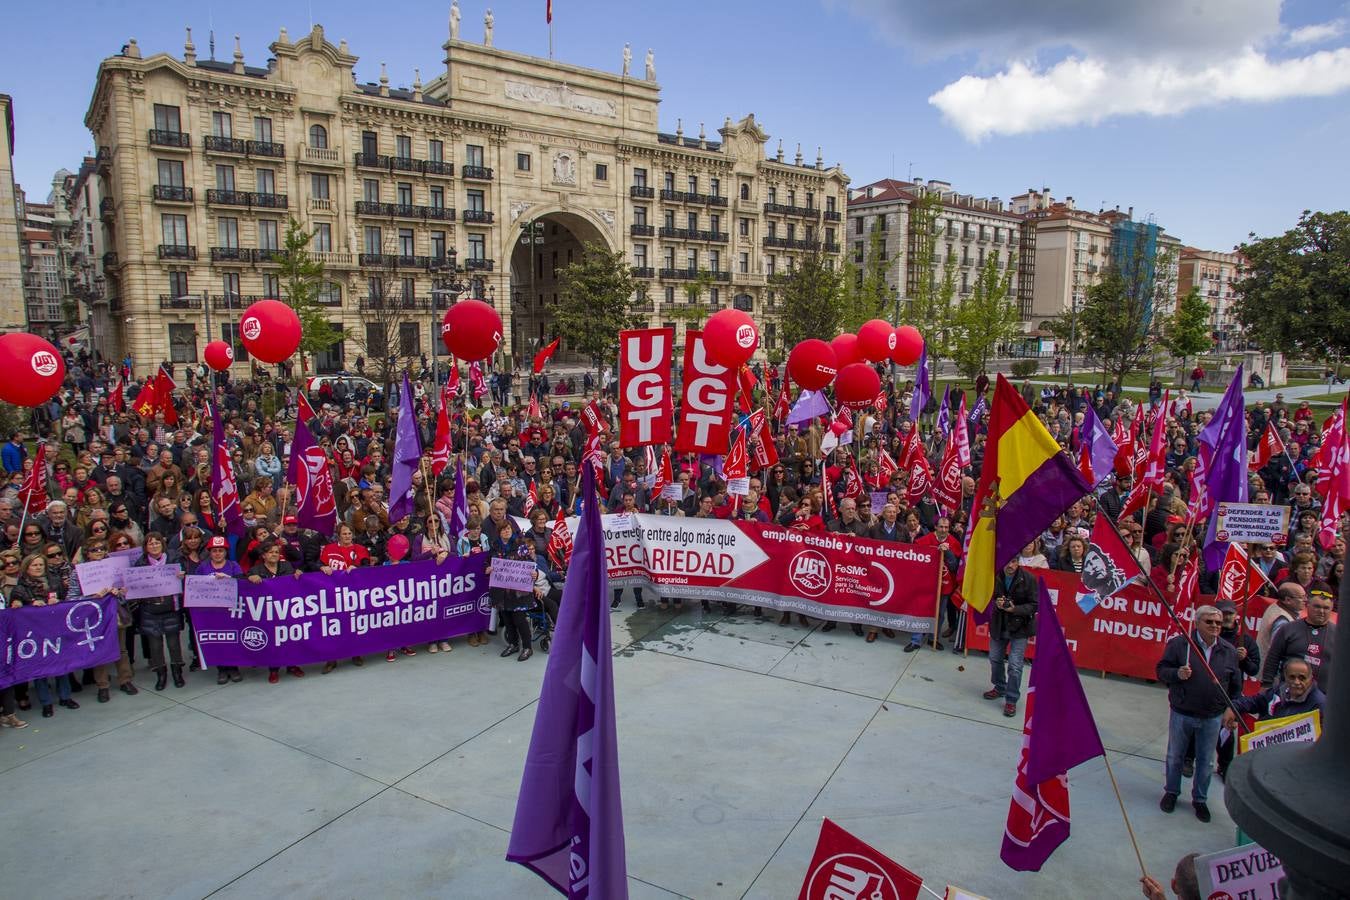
[1249,420,1286,471]
[18,442,49,514]
[797,818,922,900]
[545,506,571,569]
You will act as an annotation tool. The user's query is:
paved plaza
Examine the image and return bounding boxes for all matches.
[4,599,1242,899]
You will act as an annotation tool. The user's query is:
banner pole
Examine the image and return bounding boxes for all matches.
[930,553,943,650]
[1102,753,1150,879]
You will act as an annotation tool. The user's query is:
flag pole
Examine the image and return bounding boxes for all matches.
[1101,753,1149,879]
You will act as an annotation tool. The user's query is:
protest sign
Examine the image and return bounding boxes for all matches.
[184,575,240,609]
[489,557,537,592]
[0,596,121,689]
[75,555,133,595]
[190,556,489,668]
[121,565,184,600]
[1238,710,1322,753]
[618,328,674,446]
[1215,502,1292,546]
[870,491,889,515]
[1194,843,1284,900]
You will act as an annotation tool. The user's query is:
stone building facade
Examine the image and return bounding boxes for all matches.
[84,16,846,372]
[0,95,25,333]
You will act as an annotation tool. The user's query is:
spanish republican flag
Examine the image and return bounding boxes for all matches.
[961,376,1090,613]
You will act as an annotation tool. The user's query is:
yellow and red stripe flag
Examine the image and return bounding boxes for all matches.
[961,375,1091,613]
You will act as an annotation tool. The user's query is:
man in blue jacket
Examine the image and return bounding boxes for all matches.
[1156,604,1243,823]
[2,433,27,474]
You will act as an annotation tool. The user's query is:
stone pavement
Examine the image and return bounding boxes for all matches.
[3,598,1244,899]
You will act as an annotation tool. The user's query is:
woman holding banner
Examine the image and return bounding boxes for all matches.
[9,552,79,718]
[247,542,304,684]
[197,536,244,684]
[132,532,187,692]
[318,524,370,673]
[489,520,536,663]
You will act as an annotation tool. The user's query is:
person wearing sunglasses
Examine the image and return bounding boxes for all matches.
[18,525,46,557]
[9,552,78,718]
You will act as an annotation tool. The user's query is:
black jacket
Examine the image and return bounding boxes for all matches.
[1261,619,1335,690]
[1231,683,1326,722]
[1156,633,1243,718]
[1219,625,1261,679]
[989,567,1038,641]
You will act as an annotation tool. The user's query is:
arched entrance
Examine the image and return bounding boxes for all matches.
[506,209,614,364]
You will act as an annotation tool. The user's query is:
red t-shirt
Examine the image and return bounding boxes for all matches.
[320,543,370,571]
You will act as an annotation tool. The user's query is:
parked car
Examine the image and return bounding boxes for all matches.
[305,374,382,409]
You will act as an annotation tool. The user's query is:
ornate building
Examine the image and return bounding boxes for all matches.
[84,13,847,372]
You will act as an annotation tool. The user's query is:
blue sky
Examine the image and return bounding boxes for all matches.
[3,0,1347,250]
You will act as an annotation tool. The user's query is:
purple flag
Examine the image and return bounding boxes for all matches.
[1001,578,1105,872]
[286,419,337,536]
[936,385,952,435]
[507,464,627,898]
[449,457,469,537]
[1199,366,1247,569]
[1079,404,1119,487]
[210,404,246,537]
[909,344,930,424]
[787,389,829,426]
[968,394,987,426]
[388,374,422,525]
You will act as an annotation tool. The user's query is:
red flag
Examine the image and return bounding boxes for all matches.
[797,818,922,900]
[581,399,610,435]
[1120,394,1170,518]
[546,507,572,569]
[131,379,158,418]
[905,453,933,507]
[297,392,316,425]
[874,390,888,412]
[954,395,971,467]
[524,482,538,516]
[152,366,179,426]
[446,359,462,397]
[747,408,778,470]
[430,403,452,476]
[546,0,553,25]
[932,436,962,512]
[469,362,487,402]
[897,427,923,471]
[533,337,559,374]
[724,429,749,481]
[877,449,899,486]
[773,384,790,423]
[821,463,836,519]
[1215,543,1272,606]
[736,365,757,414]
[18,443,49,514]
[842,457,864,500]
[1318,398,1350,548]
[652,449,672,499]
[527,394,541,418]
[109,376,126,413]
[1076,515,1144,613]
[1249,420,1286,471]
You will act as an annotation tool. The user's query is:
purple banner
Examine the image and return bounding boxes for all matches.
[191,556,491,668]
[1,596,121,689]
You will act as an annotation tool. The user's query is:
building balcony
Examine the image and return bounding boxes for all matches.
[159,294,203,310]
[358,252,396,267]
[705,195,728,207]
[210,246,250,263]
[96,146,112,174]
[462,209,494,224]
[212,294,262,310]
[824,242,840,253]
[206,189,251,207]
[251,192,288,209]
[763,236,819,250]
[390,156,419,174]
[99,197,115,220]
[763,203,820,219]
[461,165,494,181]
[694,230,729,243]
[247,140,285,158]
[660,267,731,282]
[425,206,456,221]
[203,135,247,155]
[396,254,431,269]
[684,191,709,204]
[252,248,287,264]
[148,129,191,149]
[659,226,690,240]
[355,200,394,217]
[309,197,333,213]
[152,184,193,203]
[422,159,454,177]
[631,300,655,313]
[312,251,356,268]
[824,210,841,222]
[355,152,390,170]
[630,224,655,237]
[630,185,655,199]
[631,266,655,278]
[360,295,431,311]
[101,251,118,269]
[158,244,197,260]
[301,144,343,167]
[660,189,687,202]
[464,257,494,271]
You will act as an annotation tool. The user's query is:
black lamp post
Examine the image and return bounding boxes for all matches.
[1224,577,1350,899]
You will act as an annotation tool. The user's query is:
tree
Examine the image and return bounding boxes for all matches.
[1075,238,1176,386]
[666,269,717,331]
[904,191,958,370]
[772,248,847,347]
[950,253,1021,380]
[1234,210,1350,358]
[277,217,344,371]
[840,225,894,331]
[1164,286,1212,373]
[549,242,644,380]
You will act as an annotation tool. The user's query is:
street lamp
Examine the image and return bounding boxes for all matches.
[429,251,465,408]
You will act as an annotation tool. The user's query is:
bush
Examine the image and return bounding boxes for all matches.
[1010,359,1039,378]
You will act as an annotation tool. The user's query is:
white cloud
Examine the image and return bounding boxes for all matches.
[1287,20,1347,45]
[930,47,1350,141]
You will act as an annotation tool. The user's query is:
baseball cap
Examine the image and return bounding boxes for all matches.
[283,515,298,525]
[207,535,228,549]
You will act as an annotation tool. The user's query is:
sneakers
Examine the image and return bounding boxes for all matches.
[229,669,244,682]
[439,641,452,652]
[286,666,305,678]
[1003,702,1017,718]
[0,713,27,728]
[1193,802,1211,823]
[1159,792,1178,814]
[267,670,280,684]
[982,688,1003,700]
[386,651,397,662]
[399,647,415,657]
[428,644,439,654]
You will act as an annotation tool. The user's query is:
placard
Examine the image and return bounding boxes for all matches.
[1215,502,1292,546]
[121,565,184,600]
[489,557,537,592]
[871,491,890,515]
[1194,843,1284,900]
[184,574,240,609]
[1238,710,1321,753]
[75,555,133,595]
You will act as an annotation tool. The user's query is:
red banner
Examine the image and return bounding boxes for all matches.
[674,330,736,454]
[618,328,673,446]
[798,818,923,900]
[966,567,1273,684]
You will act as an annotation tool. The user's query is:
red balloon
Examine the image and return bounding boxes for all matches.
[441,299,502,361]
[702,308,759,368]
[830,333,862,368]
[204,340,235,371]
[786,339,837,392]
[835,363,881,409]
[857,319,896,363]
[239,299,302,364]
[891,325,924,366]
[0,333,64,407]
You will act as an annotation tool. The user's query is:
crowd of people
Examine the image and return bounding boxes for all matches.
[0,351,1337,844]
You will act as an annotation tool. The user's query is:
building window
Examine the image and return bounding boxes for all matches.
[634,206,648,227]
[663,210,676,229]
[468,233,485,260]
[367,276,384,300]
[364,226,382,254]
[363,179,380,202]
[633,245,647,267]
[168,270,189,297]
[767,187,777,204]
[221,272,240,299]
[686,249,698,269]
[311,173,330,200]
[400,277,416,300]
[854,217,863,235]
[877,214,887,231]
[153,104,181,133]
[308,124,328,148]
[710,177,721,198]
[319,282,341,305]
[633,167,647,188]
[257,168,276,195]
[254,116,273,143]
[710,214,721,234]
[687,211,698,231]
[216,165,235,191]
[466,144,485,167]
[594,163,608,181]
[212,112,232,138]
[258,220,279,251]
[740,183,750,201]
[787,223,796,240]
[263,274,280,297]
[157,159,184,187]
[431,231,447,260]
[826,196,836,214]
[517,152,531,171]
[397,182,413,205]
[687,175,698,194]
[807,191,815,209]
[467,189,485,212]
[663,247,675,269]
[398,229,414,256]
[222,323,250,361]
[315,223,332,252]
[710,288,719,306]
[739,252,749,273]
[661,171,674,191]
[217,218,239,248]
[362,131,378,156]
[430,186,445,209]
[767,222,777,239]
[709,250,720,271]
[766,256,775,276]
[664,286,675,304]
[399,322,421,356]
[161,214,188,247]
[395,135,412,160]
[168,324,198,364]
[365,323,388,357]
[739,218,750,236]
